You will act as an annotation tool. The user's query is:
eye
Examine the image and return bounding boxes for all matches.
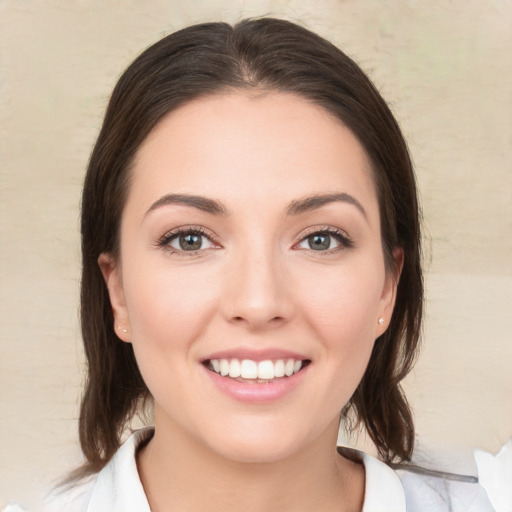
[299,232,338,251]
[159,228,217,253]
[296,229,353,252]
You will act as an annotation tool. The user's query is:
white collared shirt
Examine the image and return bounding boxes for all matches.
[44,428,494,512]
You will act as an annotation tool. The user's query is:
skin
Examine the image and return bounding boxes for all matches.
[100,91,401,512]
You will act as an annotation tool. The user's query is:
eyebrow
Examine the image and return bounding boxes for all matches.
[286,193,367,219]
[145,194,230,217]
[145,192,366,219]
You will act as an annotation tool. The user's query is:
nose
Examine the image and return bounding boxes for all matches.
[222,245,294,331]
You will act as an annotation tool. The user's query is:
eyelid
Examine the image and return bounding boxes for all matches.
[157,225,221,254]
[293,225,354,252]
[298,225,350,239]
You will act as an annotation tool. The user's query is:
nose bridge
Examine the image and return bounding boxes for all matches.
[224,235,292,328]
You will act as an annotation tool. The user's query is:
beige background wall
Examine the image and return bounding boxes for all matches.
[1,0,511,509]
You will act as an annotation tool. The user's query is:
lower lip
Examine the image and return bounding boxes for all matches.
[202,365,309,404]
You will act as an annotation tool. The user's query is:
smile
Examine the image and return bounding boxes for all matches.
[205,358,310,383]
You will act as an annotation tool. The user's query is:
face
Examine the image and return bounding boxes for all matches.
[100,92,400,463]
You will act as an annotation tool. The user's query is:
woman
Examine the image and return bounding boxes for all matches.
[46,17,493,512]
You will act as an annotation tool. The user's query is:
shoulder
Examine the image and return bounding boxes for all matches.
[41,477,96,512]
[396,464,495,512]
[42,428,153,512]
[338,446,495,512]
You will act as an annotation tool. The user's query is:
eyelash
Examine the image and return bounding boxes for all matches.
[157,226,220,256]
[157,225,354,256]
[295,226,354,254]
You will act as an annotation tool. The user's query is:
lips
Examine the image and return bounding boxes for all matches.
[201,350,311,401]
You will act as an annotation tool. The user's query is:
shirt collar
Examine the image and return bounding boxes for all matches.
[88,428,406,512]
[87,428,152,512]
[338,446,407,512]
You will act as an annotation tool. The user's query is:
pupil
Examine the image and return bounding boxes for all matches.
[180,233,202,250]
[309,233,330,250]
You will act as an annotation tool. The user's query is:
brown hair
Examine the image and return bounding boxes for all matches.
[79,17,422,475]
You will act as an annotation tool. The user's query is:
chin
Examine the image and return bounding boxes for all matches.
[211,437,299,464]
[198,418,319,465]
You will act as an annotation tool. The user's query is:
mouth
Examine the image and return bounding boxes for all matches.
[203,358,311,384]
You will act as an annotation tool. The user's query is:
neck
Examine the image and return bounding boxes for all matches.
[137,415,364,512]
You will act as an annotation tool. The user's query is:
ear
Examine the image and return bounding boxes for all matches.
[376,247,404,336]
[98,253,131,343]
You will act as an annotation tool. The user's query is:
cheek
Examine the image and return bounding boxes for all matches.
[296,267,382,402]
[293,259,384,395]
[122,261,223,410]
[295,262,383,340]
[122,259,220,352]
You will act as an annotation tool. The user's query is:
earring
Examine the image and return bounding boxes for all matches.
[378,317,384,325]
[118,326,128,333]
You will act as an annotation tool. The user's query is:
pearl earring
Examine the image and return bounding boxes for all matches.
[378,317,384,325]
[118,326,128,333]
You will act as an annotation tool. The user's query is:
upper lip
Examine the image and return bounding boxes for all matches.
[201,348,310,363]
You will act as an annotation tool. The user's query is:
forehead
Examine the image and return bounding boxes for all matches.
[128,91,378,218]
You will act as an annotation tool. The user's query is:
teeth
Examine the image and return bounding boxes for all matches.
[209,358,306,380]
[285,359,295,377]
[258,360,274,380]
[219,359,229,376]
[228,359,241,378]
[274,359,285,377]
[240,359,258,379]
